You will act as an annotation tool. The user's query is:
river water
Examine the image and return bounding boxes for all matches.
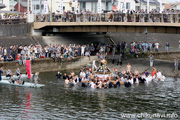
[0,71,180,120]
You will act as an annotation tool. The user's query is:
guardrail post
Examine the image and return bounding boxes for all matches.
[43,15,48,22]
[176,13,178,23]
[125,13,127,22]
[139,14,140,22]
[35,14,36,22]
[161,14,164,23]
[170,14,173,23]
[88,14,90,22]
[76,14,77,22]
[134,13,136,22]
[112,13,114,22]
[148,13,150,22]
[60,14,62,22]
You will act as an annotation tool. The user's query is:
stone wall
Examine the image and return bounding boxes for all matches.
[0,23,31,36]
[0,56,97,75]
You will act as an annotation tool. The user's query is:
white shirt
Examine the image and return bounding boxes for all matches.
[80,72,86,78]
[93,60,96,66]
[155,43,159,48]
[157,72,162,79]
[129,79,134,85]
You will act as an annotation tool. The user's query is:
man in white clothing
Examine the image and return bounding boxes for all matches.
[92,60,97,71]
[80,70,86,78]
[157,71,162,80]
[81,45,85,56]
[149,54,154,67]
[155,42,159,52]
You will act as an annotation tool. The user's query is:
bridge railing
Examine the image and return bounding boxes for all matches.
[34,13,180,23]
[0,18,27,24]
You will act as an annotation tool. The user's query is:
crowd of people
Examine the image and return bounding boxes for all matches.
[0,43,102,64]
[0,41,171,64]
[37,8,180,23]
[62,60,165,89]
[1,14,27,20]
[0,14,27,24]
[0,41,178,87]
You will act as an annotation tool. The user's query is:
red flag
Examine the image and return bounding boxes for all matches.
[26,60,31,79]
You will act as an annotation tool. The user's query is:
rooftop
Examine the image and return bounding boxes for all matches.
[165,2,180,10]
[0,3,6,9]
[136,0,163,5]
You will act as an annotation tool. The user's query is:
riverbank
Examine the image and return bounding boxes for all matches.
[0,51,179,77]
[0,56,97,75]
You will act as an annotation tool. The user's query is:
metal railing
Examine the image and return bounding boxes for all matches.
[0,18,27,24]
[35,13,180,23]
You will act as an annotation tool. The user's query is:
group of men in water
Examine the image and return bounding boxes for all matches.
[60,59,164,89]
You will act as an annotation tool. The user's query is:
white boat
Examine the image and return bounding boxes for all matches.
[0,80,45,88]
[2,74,34,80]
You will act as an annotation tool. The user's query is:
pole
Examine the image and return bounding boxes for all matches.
[31,0,33,13]
[160,0,162,13]
[147,0,149,13]
[124,0,126,13]
[105,0,106,11]
[27,0,30,14]
[18,0,20,12]
[50,0,52,22]
[27,0,29,22]
[118,0,120,10]
[97,0,101,13]
[40,0,42,13]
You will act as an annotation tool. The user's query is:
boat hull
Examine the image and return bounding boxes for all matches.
[2,74,34,80]
[0,80,45,88]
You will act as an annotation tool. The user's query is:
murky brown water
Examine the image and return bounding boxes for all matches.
[0,71,180,119]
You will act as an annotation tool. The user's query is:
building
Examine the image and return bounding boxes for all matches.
[14,1,28,12]
[31,0,45,14]
[32,0,78,14]
[135,0,166,11]
[9,0,17,11]
[164,2,172,10]
[46,0,80,13]
[0,3,6,10]
[0,0,10,11]
[166,2,180,10]
[78,0,136,12]
[31,0,136,14]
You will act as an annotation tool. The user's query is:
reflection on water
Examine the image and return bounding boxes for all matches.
[23,92,31,119]
[0,71,180,119]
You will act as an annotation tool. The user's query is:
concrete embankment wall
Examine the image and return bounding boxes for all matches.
[0,23,31,36]
[0,33,109,47]
[42,33,110,45]
[0,36,45,47]
[0,56,97,75]
[108,33,180,49]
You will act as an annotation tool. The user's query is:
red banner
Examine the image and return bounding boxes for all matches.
[26,60,31,79]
